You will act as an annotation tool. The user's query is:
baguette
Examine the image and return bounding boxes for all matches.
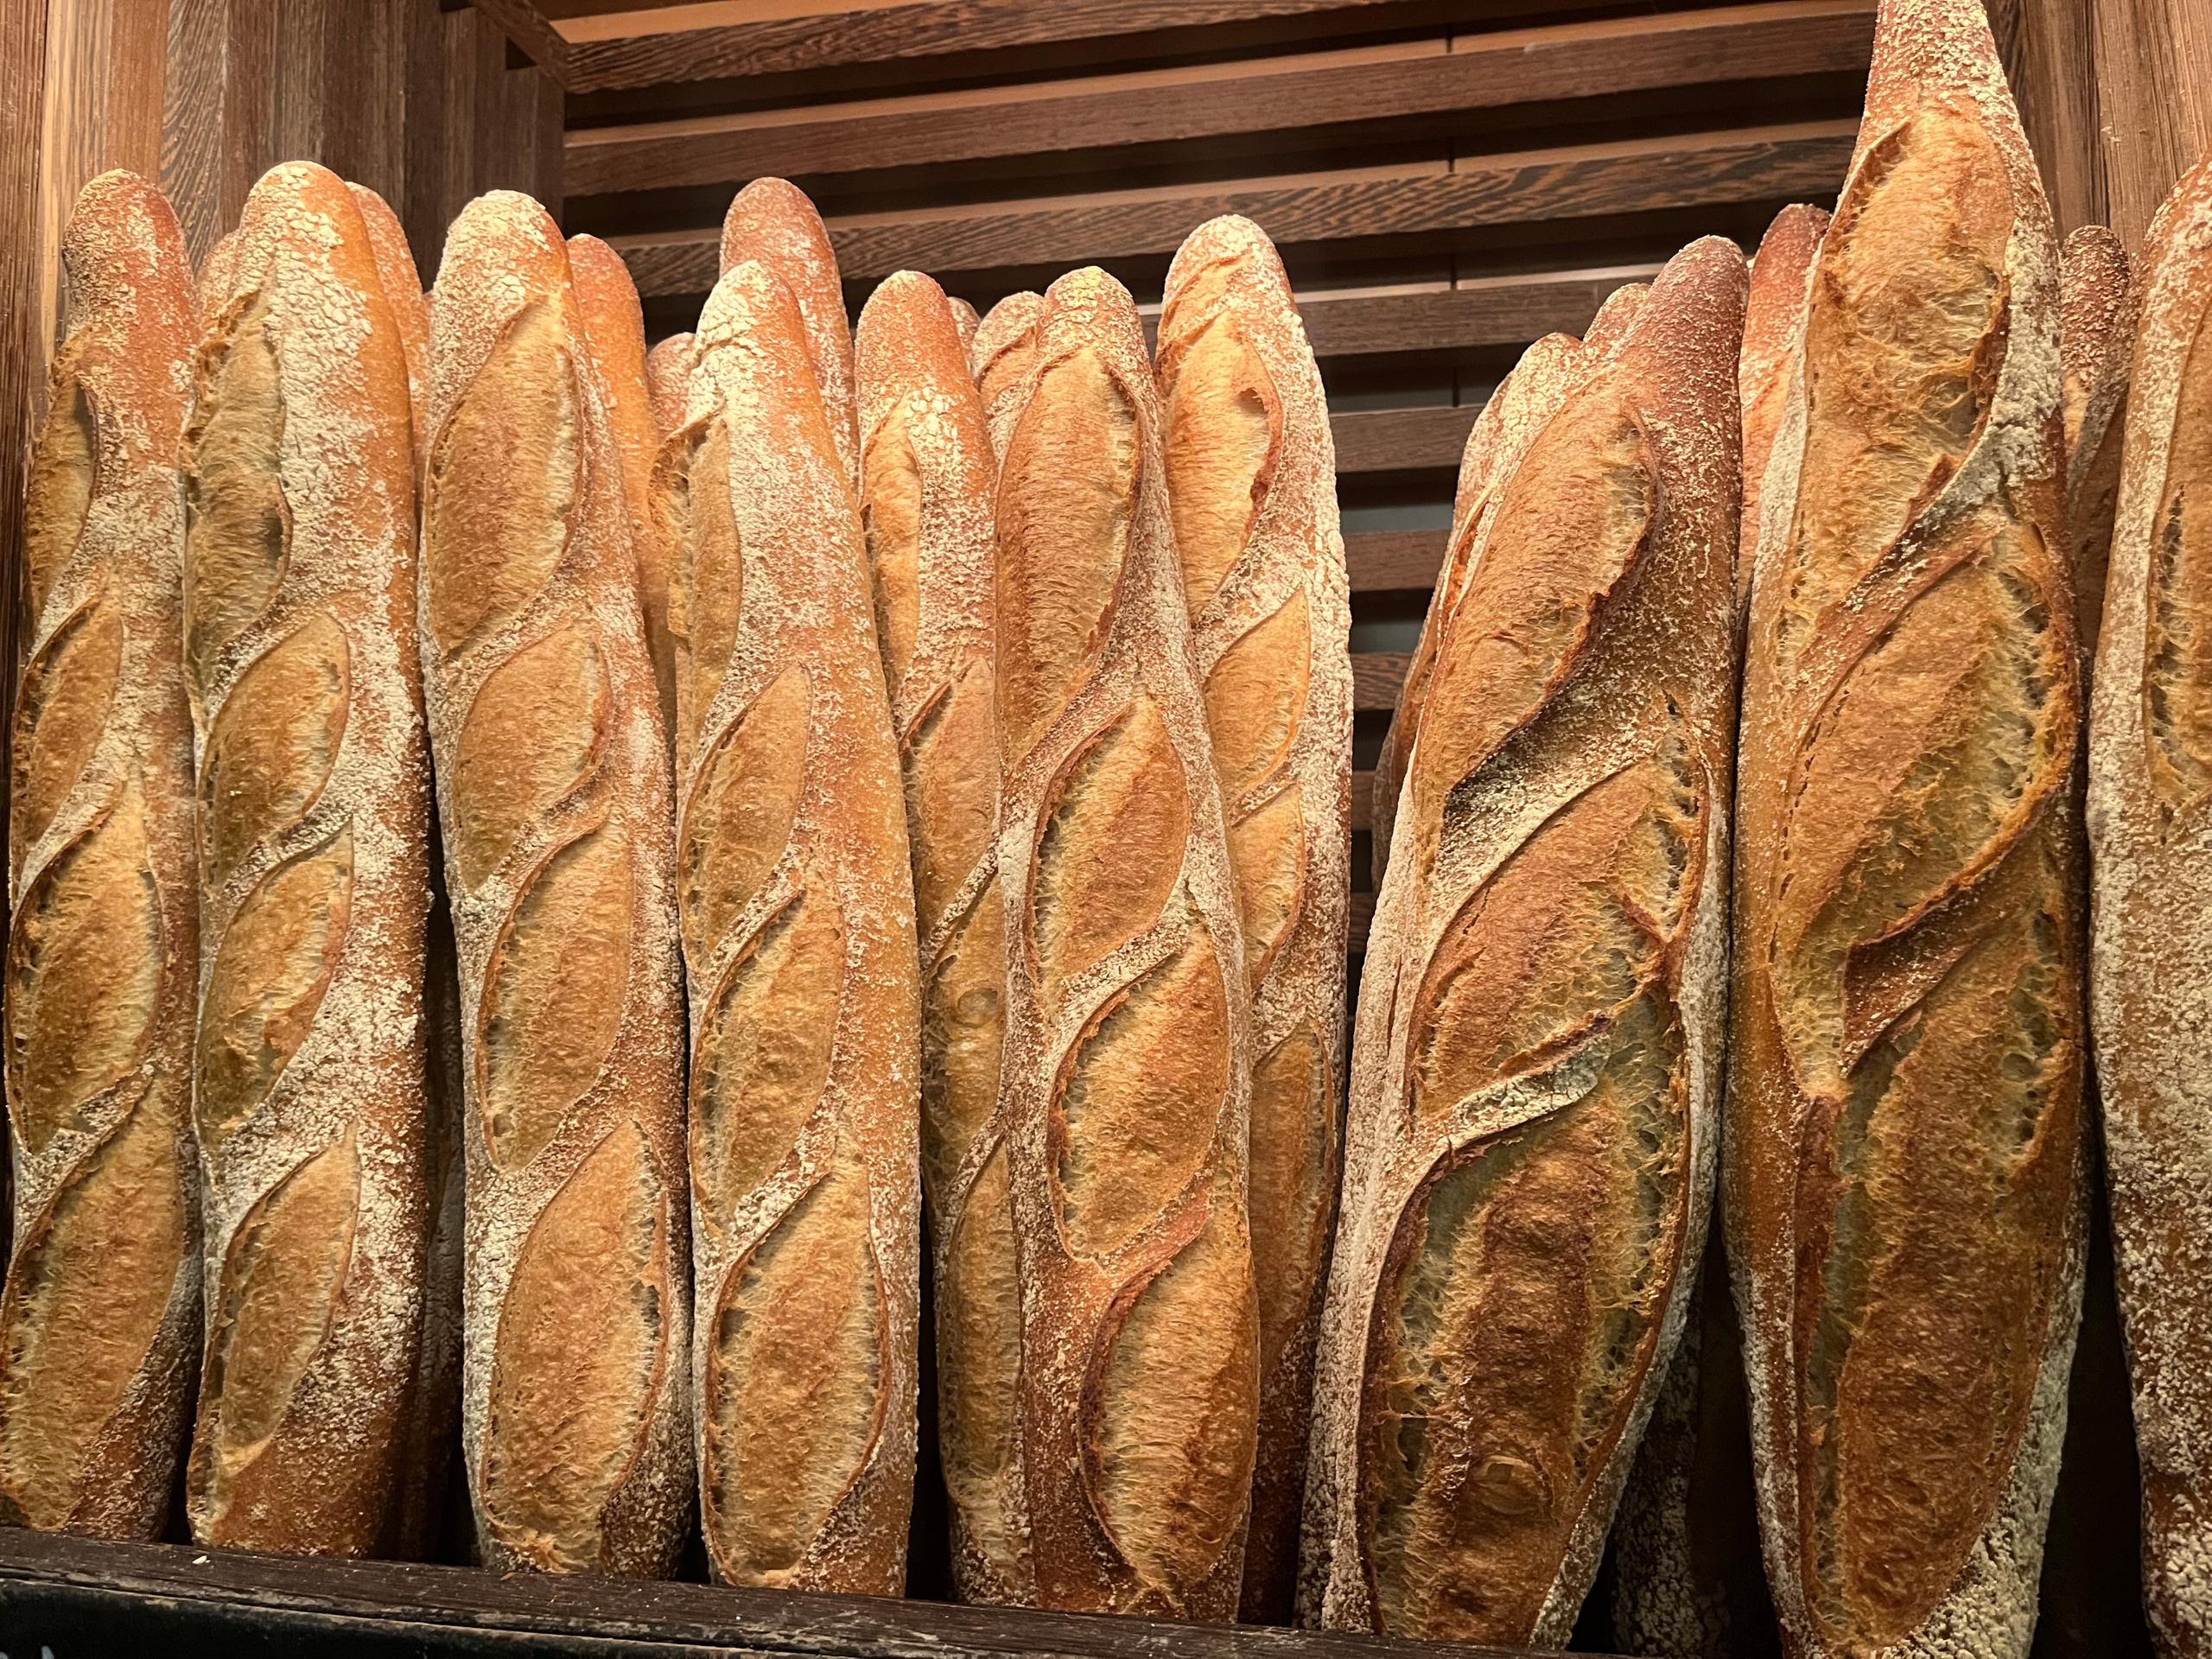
[1370,331,1590,887]
[853,270,1008,1600]
[973,291,1043,464]
[1154,214,1351,1624]
[349,184,429,471]
[948,296,982,359]
[992,267,1257,1618]
[181,161,432,1554]
[1726,3,2085,1653]
[719,179,857,492]
[1303,235,1745,1648]
[646,334,695,439]
[423,191,690,1577]
[571,233,678,739]
[664,258,919,1590]
[0,169,201,1538]
[2086,156,2212,1659]
[1739,204,1829,604]
[2062,225,2139,652]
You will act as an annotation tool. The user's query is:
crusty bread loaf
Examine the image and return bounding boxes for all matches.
[349,184,429,471]
[720,179,856,492]
[0,169,201,1540]
[663,258,919,1591]
[1739,203,1829,604]
[973,291,1043,464]
[197,229,240,327]
[853,270,1007,1601]
[423,191,690,1578]
[181,161,432,1555]
[948,296,981,360]
[990,267,1257,1619]
[1370,330,1592,887]
[2086,156,2212,1659]
[1154,214,1351,1624]
[571,233,677,739]
[1726,3,2086,1654]
[1303,235,1745,1648]
[645,333,694,439]
[2062,225,2139,653]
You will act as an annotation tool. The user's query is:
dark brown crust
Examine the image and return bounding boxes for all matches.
[1726,3,2086,1654]
[2060,225,2138,655]
[1306,235,1745,1648]
[1739,203,1830,606]
[0,169,202,1541]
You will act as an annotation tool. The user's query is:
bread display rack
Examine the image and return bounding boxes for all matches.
[0,3,2203,1656]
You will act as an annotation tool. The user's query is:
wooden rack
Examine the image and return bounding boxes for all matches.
[0,1,2206,1655]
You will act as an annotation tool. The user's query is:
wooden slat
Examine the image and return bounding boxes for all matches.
[1344,529,1446,594]
[615,119,1856,295]
[1333,406,1478,475]
[552,0,1583,95]
[565,3,1874,195]
[1353,650,1412,714]
[1351,887,1375,953]
[1351,766,1378,835]
[1295,267,1657,358]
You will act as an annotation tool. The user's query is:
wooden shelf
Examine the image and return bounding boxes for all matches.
[0,1528,1618,1658]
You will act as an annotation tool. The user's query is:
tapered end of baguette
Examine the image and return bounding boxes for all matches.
[1157,213,1300,390]
[1583,281,1648,356]
[569,234,649,362]
[718,178,854,475]
[1628,236,1751,404]
[1038,266,1148,367]
[645,333,695,437]
[947,296,981,358]
[857,270,971,411]
[1743,204,1830,397]
[2060,225,2138,455]
[60,169,193,332]
[350,183,430,462]
[428,190,569,421]
[696,257,849,501]
[198,229,241,326]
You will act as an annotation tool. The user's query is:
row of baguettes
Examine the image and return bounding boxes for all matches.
[0,159,1357,1611]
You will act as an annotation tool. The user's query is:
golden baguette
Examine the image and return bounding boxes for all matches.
[571,233,678,739]
[196,229,240,327]
[1726,2,2085,1652]
[667,258,920,1591]
[854,270,1010,1600]
[719,179,857,491]
[1305,235,1745,1648]
[423,190,690,1577]
[0,169,201,1539]
[349,183,429,470]
[181,161,433,1555]
[1738,204,1829,605]
[948,295,981,359]
[2086,157,2212,1659]
[1155,214,1351,1624]
[992,266,1257,1618]
[973,291,1043,465]
[645,333,694,438]
[2062,225,2139,652]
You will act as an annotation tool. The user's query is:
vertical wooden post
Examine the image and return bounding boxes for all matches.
[2093,0,2212,251]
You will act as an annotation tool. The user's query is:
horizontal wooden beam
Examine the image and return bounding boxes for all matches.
[1334,406,1478,475]
[1351,887,1375,952]
[614,119,1856,295]
[1353,649,1412,714]
[1344,529,1446,593]
[552,0,1616,96]
[1295,268,1656,358]
[1351,767,1378,836]
[564,3,1875,196]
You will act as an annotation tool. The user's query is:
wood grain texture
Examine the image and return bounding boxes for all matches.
[0,1525,1626,1656]
[611,122,1858,295]
[1343,531,1445,594]
[1292,270,1656,360]
[1996,0,2105,234]
[564,4,1874,195]
[2091,0,2212,251]
[1332,406,1478,476]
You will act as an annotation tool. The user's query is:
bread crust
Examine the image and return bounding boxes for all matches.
[973,291,1043,465]
[645,334,695,439]
[423,191,690,1577]
[1154,215,1351,1624]
[1726,3,2086,1653]
[1739,204,1830,607]
[571,233,678,741]
[197,229,241,328]
[668,257,920,1591]
[181,162,433,1555]
[1305,236,1745,1648]
[719,180,857,493]
[993,268,1257,1618]
[1370,329,1592,887]
[855,270,1007,1601]
[2086,157,2212,1659]
[0,169,201,1540]
[349,184,429,473]
[2062,225,2139,654]
[948,296,982,360]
